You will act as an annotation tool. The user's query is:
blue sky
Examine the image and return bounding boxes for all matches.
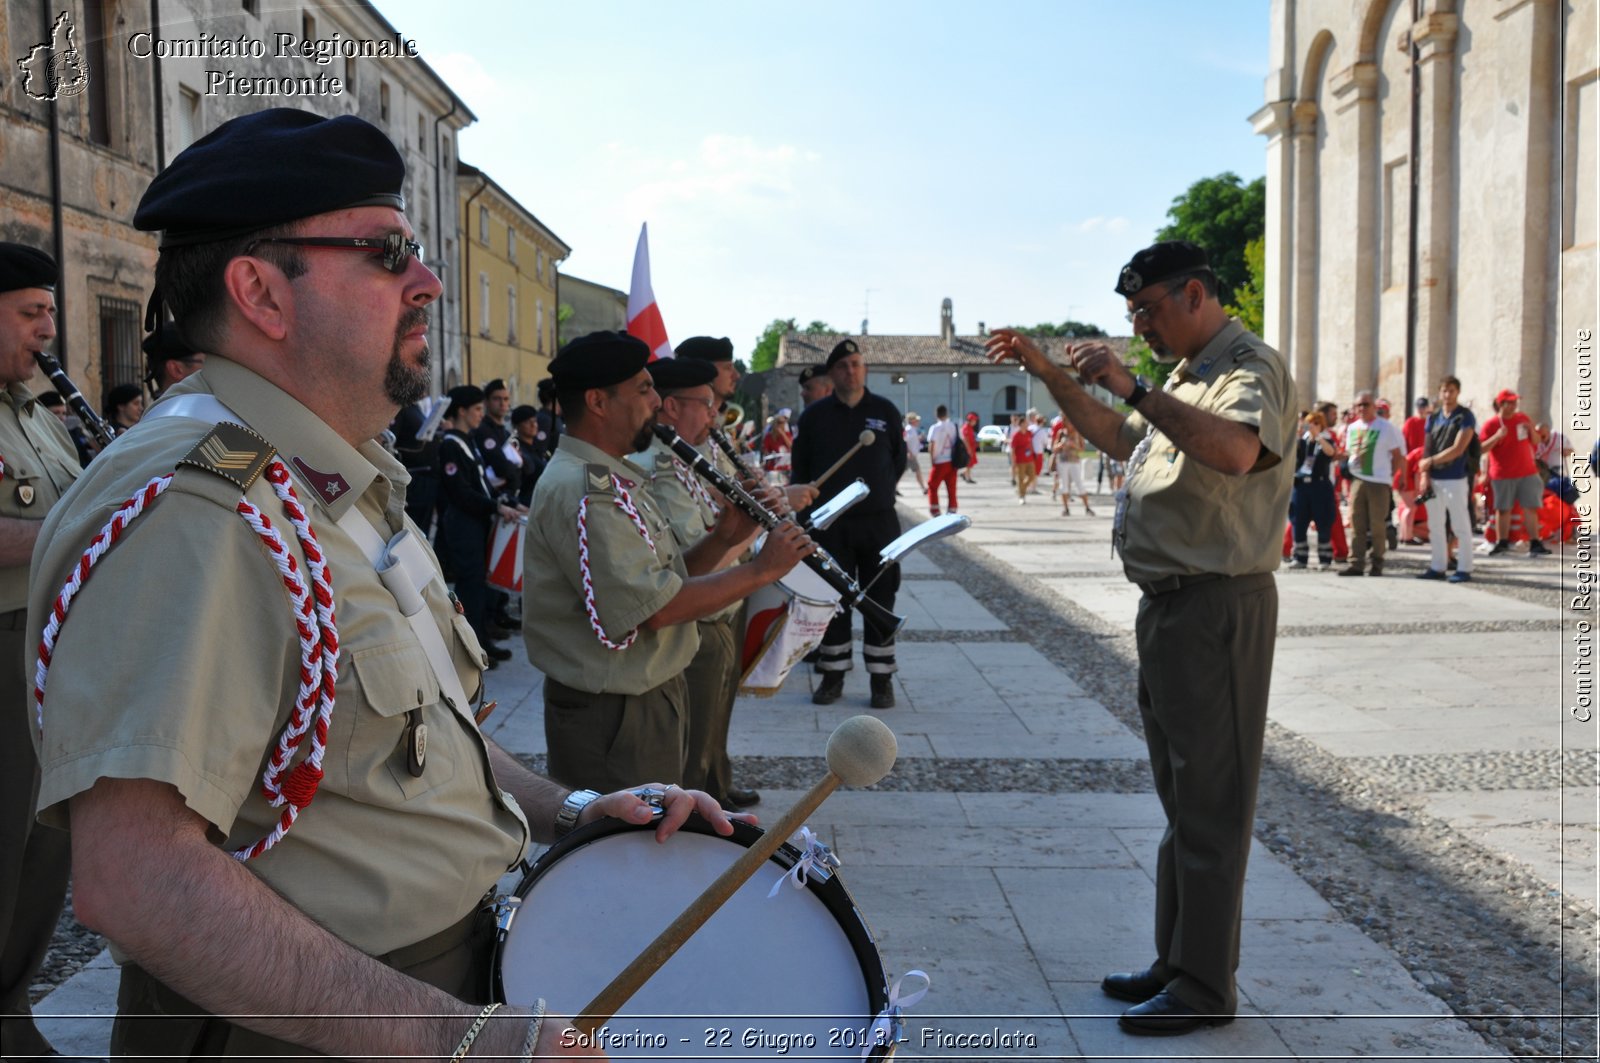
[378,1,1270,358]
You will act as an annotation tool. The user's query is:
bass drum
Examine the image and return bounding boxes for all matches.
[493,816,897,1060]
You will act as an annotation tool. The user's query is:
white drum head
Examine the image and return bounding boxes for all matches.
[495,819,889,1059]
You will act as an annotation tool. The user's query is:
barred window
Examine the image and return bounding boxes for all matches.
[98,296,142,392]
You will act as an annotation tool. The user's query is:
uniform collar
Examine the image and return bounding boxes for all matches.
[2,381,39,413]
[1173,318,1247,385]
[556,433,651,487]
[171,356,389,520]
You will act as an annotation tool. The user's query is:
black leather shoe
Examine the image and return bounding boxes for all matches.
[494,611,522,630]
[486,644,512,662]
[1117,990,1233,1036]
[725,787,761,808]
[869,675,895,709]
[1100,969,1166,1003]
[812,673,844,705]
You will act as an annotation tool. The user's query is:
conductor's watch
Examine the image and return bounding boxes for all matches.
[554,788,601,837]
[1125,382,1150,408]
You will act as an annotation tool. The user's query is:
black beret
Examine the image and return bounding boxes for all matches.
[648,356,717,392]
[1114,240,1213,298]
[511,404,537,426]
[536,377,555,403]
[826,339,860,369]
[797,365,827,385]
[446,384,485,417]
[675,335,733,362]
[550,330,651,392]
[134,108,406,246]
[141,316,195,364]
[0,242,57,293]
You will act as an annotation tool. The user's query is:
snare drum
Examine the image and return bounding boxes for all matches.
[740,553,840,697]
[486,514,526,593]
[493,817,897,1060]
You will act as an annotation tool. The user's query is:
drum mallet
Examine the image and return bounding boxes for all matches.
[574,715,897,1034]
[809,429,875,490]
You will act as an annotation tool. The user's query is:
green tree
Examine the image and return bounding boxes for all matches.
[750,318,835,373]
[1225,236,1266,336]
[1156,172,1265,307]
[1019,319,1107,339]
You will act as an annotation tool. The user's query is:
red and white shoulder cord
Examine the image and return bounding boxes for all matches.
[32,459,339,862]
[576,474,659,651]
[668,456,721,527]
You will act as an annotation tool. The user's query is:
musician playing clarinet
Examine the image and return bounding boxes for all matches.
[789,339,907,709]
[0,242,82,1061]
[523,331,815,796]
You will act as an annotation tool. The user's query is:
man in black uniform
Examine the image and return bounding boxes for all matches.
[472,379,522,633]
[532,377,562,463]
[436,384,519,665]
[789,339,906,709]
[142,316,206,400]
[391,397,442,533]
[510,404,543,508]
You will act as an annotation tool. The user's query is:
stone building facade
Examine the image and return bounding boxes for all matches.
[556,273,627,347]
[1253,0,1594,450]
[457,161,569,399]
[0,0,475,404]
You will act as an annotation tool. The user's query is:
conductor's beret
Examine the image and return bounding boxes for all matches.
[826,339,859,369]
[675,336,734,363]
[0,243,57,293]
[550,331,651,392]
[134,108,406,246]
[1115,240,1213,298]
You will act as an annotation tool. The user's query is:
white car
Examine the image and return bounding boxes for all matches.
[976,424,1009,451]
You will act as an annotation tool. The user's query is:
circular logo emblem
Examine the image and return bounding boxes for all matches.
[1120,267,1144,294]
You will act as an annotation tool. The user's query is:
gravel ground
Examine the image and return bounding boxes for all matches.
[34,534,1597,1060]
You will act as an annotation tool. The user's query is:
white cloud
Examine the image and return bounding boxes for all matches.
[621,135,822,220]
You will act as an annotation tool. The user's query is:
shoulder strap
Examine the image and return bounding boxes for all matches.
[147,395,477,717]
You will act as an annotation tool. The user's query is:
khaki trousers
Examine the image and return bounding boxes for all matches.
[682,615,738,802]
[543,674,689,794]
[1348,478,1391,566]
[0,617,71,1059]
[1134,572,1277,1015]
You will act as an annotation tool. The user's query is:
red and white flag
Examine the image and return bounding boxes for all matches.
[626,223,672,361]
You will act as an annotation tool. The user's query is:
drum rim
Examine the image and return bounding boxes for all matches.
[491,813,890,1019]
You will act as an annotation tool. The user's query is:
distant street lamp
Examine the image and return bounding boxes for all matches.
[892,373,908,414]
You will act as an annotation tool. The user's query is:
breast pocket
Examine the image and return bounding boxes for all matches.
[347,642,457,800]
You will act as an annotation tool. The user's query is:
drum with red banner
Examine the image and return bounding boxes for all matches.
[487,514,525,593]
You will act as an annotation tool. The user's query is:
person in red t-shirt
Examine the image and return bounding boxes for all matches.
[960,412,980,483]
[1402,396,1430,455]
[1009,414,1037,503]
[1480,388,1549,556]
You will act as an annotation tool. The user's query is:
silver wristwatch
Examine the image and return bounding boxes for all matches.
[554,788,601,838]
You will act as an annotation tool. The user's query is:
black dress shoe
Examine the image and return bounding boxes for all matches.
[725,787,761,808]
[1100,968,1166,1003]
[494,611,522,630]
[1117,990,1233,1037]
[869,675,895,709]
[812,673,844,705]
[485,644,512,662]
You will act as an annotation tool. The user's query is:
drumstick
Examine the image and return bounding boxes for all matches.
[573,715,897,1033]
[809,429,875,489]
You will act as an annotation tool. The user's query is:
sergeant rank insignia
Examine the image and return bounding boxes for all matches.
[178,422,275,491]
[585,464,613,495]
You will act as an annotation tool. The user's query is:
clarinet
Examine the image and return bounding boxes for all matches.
[33,352,115,448]
[708,426,759,476]
[653,425,905,638]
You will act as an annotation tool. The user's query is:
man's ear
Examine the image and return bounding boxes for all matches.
[222,255,291,342]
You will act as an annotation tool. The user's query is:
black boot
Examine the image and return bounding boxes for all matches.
[869,674,895,710]
[812,672,845,705]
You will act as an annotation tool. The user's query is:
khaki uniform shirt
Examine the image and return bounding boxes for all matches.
[29,357,528,956]
[1114,320,1296,584]
[632,436,741,624]
[0,383,81,611]
[523,435,698,694]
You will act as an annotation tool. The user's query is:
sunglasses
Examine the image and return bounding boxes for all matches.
[246,232,424,274]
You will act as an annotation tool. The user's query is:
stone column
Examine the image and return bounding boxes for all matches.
[1411,8,1460,393]
[1251,99,1294,367]
[1329,61,1381,395]
[1289,99,1322,400]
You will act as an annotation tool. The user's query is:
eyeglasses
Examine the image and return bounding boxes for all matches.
[665,394,716,410]
[245,232,424,274]
[1124,281,1187,325]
